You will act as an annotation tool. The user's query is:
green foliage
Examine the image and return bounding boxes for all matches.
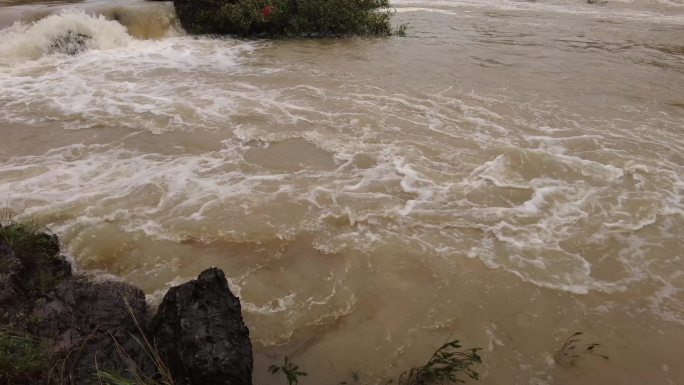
[0,332,48,384]
[388,340,482,385]
[283,0,393,36]
[0,216,67,300]
[0,219,58,265]
[268,355,308,385]
[393,22,410,37]
[184,0,407,37]
[553,331,609,368]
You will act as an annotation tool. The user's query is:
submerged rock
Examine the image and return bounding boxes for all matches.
[153,267,253,385]
[48,30,91,55]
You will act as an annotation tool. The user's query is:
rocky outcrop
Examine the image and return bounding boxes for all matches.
[153,268,253,385]
[0,225,154,384]
[0,229,71,328]
[36,277,156,383]
[0,223,253,385]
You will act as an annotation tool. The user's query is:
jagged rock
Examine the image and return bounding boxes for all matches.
[35,277,156,383]
[153,267,253,385]
[0,225,154,384]
[1,225,254,385]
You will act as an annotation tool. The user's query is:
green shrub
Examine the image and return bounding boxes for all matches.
[177,0,406,37]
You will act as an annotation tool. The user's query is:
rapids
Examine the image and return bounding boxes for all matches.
[1,0,683,383]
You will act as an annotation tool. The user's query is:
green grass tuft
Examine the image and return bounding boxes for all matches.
[0,214,69,300]
[0,331,48,384]
[95,298,175,385]
[0,219,59,265]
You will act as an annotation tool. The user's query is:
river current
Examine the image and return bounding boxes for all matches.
[1,0,683,383]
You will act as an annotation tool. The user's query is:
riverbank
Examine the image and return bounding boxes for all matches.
[0,221,252,384]
[1,220,486,385]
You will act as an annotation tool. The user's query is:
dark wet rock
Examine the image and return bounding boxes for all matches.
[153,267,253,385]
[0,240,22,315]
[48,30,91,55]
[34,277,156,383]
[0,226,154,384]
[1,224,254,385]
[0,228,71,327]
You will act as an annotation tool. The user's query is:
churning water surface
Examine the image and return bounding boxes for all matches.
[1,0,683,383]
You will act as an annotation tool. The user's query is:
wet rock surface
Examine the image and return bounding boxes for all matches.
[153,267,253,385]
[36,277,156,383]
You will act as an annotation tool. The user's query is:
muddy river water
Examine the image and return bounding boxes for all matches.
[1,0,684,383]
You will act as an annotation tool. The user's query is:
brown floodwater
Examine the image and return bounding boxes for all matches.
[1,0,683,383]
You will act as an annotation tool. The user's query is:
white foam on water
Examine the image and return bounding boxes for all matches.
[0,143,295,240]
[395,7,461,16]
[392,0,684,23]
[0,4,682,329]
[0,11,133,64]
[0,14,262,132]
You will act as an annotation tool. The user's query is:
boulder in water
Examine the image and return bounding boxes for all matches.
[48,30,91,55]
[152,267,253,385]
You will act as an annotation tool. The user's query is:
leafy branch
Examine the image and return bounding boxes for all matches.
[269,356,308,385]
[388,339,482,385]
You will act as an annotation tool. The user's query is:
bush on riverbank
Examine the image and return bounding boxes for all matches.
[174,0,408,37]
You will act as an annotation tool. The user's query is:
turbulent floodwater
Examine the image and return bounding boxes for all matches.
[1,0,684,383]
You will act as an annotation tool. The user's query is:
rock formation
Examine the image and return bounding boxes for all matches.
[0,223,253,384]
[153,268,253,385]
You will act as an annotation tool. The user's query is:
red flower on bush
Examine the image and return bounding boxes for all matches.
[262,5,273,20]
